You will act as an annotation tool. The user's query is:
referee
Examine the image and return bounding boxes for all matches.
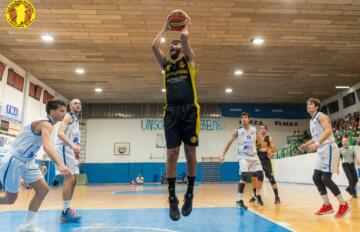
[340,137,360,198]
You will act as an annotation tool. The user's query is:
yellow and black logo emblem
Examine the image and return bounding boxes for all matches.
[190,136,198,143]
[5,0,36,29]
[179,61,185,68]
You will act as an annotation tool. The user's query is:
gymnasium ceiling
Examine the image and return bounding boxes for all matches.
[0,0,359,104]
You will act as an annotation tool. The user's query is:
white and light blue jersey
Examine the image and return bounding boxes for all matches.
[310,112,335,145]
[237,126,258,159]
[56,112,80,145]
[10,116,53,161]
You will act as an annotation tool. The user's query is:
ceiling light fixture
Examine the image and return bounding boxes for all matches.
[251,37,264,45]
[234,70,243,76]
[225,88,232,93]
[75,68,85,74]
[41,34,54,42]
[94,87,103,93]
[335,86,350,89]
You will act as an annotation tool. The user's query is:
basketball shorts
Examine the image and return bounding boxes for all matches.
[164,104,200,149]
[315,143,339,173]
[55,144,79,175]
[258,152,274,178]
[0,155,43,193]
[238,157,262,175]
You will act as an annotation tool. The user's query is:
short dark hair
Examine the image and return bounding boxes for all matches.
[306,97,321,111]
[241,112,250,118]
[171,39,181,45]
[46,100,66,114]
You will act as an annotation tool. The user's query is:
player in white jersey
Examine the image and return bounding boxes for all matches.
[0,100,71,232]
[300,97,350,218]
[55,99,82,222]
[220,112,270,209]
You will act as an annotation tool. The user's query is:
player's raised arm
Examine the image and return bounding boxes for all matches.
[152,19,169,68]
[180,20,195,67]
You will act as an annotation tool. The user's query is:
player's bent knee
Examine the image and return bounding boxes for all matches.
[6,193,18,204]
[269,176,276,185]
[241,172,251,182]
[312,170,322,185]
[256,171,264,182]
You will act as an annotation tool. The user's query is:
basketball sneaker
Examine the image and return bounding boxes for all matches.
[315,204,334,215]
[256,195,264,206]
[61,208,82,222]
[335,202,351,218]
[249,196,256,203]
[168,196,180,221]
[181,193,193,216]
[18,223,44,232]
[275,196,281,204]
[236,200,248,210]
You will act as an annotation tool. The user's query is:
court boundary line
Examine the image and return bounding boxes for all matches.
[0,207,294,231]
[73,226,179,232]
[248,208,294,232]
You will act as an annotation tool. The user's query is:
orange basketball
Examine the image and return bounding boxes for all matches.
[167,10,189,31]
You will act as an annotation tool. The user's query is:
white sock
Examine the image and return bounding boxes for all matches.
[24,210,36,226]
[63,200,71,211]
[237,193,243,201]
[256,189,261,196]
[336,194,345,205]
[321,194,330,205]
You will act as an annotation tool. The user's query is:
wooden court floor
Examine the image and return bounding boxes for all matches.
[0,182,359,232]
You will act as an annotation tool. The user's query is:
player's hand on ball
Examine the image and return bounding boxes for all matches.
[162,19,170,32]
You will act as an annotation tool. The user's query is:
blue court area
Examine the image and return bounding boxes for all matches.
[0,208,291,232]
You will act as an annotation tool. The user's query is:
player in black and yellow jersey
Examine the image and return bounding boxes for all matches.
[250,125,281,204]
[152,15,199,221]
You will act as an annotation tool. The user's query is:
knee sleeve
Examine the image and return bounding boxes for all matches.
[238,182,245,193]
[256,171,264,182]
[322,173,341,196]
[313,170,327,195]
[241,172,251,182]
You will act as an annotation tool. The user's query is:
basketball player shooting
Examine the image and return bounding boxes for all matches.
[152,10,200,221]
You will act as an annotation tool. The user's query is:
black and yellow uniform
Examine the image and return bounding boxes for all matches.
[256,135,274,179]
[162,56,200,149]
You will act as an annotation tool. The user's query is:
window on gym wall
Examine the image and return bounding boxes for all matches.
[356,88,360,102]
[7,69,24,92]
[320,105,328,114]
[29,82,43,101]
[42,90,54,104]
[342,92,356,108]
[328,100,339,114]
[0,62,5,81]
